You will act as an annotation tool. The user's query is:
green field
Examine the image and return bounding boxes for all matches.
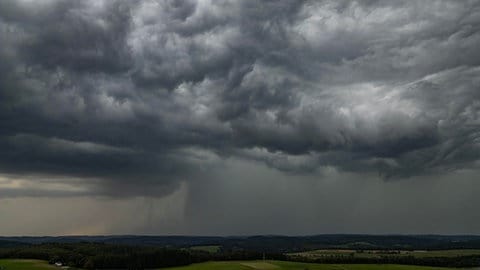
[189,245,221,253]
[162,260,457,270]
[0,259,57,270]
[288,249,480,259]
[0,259,468,270]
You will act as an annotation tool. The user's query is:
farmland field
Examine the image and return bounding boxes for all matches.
[288,249,480,260]
[189,245,221,253]
[162,260,458,270]
[0,259,57,270]
[0,259,473,270]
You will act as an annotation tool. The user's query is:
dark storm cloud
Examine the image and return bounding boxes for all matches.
[1,0,480,197]
[0,0,133,73]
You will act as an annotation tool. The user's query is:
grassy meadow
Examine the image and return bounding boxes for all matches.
[0,257,476,270]
[0,259,57,270]
[287,249,480,260]
[188,245,222,253]
[162,260,459,270]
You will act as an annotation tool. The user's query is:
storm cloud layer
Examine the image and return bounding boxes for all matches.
[1,0,480,202]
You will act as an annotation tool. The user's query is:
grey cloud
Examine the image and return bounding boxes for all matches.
[0,0,479,198]
[0,0,133,73]
[0,187,88,198]
[184,160,480,235]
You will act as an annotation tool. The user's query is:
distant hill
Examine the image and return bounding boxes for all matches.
[218,235,480,252]
[0,235,226,247]
[0,240,25,248]
[2,235,480,252]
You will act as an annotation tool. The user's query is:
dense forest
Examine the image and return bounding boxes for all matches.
[0,243,285,269]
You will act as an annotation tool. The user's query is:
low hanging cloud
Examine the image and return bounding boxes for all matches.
[1,0,480,198]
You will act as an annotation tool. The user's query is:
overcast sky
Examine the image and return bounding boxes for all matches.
[1,0,480,236]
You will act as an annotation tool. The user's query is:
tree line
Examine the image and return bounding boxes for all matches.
[0,242,285,269]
